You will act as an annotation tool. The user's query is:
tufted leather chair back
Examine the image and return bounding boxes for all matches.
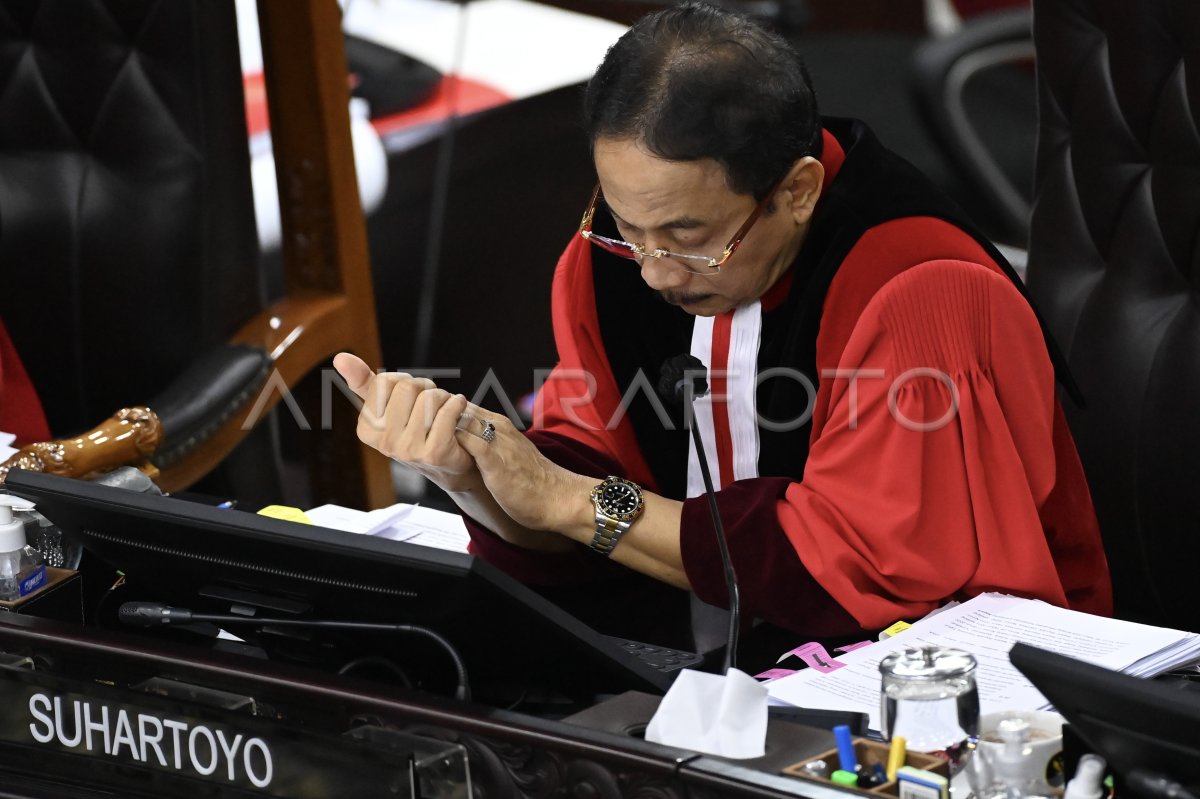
[1025,0,1200,628]
[0,0,260,437]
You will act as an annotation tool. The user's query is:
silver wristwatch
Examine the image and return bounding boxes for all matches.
[588,476,645,556]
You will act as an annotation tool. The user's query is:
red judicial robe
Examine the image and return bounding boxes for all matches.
[466,118,1112,637]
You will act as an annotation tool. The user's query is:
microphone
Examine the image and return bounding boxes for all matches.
[659,355,741,674]
[118,602,471,701]
[119,601,196,625]
[658,353,709,402]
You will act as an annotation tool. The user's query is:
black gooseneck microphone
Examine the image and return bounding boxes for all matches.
[118,601,471,701]
[658,354,741,674]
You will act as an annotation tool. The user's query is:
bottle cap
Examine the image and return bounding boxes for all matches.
[0,495,35,513]
[1063,754,1107,799]
[0,496,33,552]
[998,717,1032,744]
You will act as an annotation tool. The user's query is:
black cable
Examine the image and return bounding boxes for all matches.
[336,655,414,689]
[189,614,473,702]
[502,689,528,713]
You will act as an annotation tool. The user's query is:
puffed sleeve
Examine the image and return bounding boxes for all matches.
[681,260,1077,633]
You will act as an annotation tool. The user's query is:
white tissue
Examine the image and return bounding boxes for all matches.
[644,668,768,759]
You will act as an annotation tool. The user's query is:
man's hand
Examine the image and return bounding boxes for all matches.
[333,352,480,494]
[453,410,593,535]
[334,352,586,551]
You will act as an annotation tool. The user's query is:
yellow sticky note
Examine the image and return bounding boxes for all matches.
[880,621,912,640]
[256,505,313,525]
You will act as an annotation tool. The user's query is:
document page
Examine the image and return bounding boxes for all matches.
[306,503,416,536]
[373,505,471,553]
[307,503,471,553]
[766,593,1200,731]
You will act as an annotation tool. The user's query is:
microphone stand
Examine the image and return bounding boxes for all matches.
[660,353,741,675]
[684,401,741,675]
[119,603,471,701]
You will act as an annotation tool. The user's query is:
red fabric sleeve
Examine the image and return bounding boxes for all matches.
[0,318,50,445]
[776,261,1110,629]
[1037,401,1112,615]
[679,477,864,636]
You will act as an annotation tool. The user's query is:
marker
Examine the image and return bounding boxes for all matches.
[833,724,858,773]
[887,735,907,780]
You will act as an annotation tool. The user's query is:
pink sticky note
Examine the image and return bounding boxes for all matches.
[776,641,845,673]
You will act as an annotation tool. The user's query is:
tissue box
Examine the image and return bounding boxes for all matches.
[781,738,949,796]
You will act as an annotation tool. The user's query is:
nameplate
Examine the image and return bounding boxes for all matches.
[0,661,418,795]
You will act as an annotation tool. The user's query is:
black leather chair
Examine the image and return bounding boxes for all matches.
[793,10,1039,251]
[0,0,393,509]
[1024,0,1200,629]
[913,7,1037,247]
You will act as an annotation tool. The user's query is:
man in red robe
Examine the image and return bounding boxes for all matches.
[336,2,1110,646]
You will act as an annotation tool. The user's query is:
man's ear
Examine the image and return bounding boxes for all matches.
[782,157,824,225]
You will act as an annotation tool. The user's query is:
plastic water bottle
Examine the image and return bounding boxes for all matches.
[0,497,46,601]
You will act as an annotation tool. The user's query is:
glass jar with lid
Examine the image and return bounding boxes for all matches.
[879,645,979,772]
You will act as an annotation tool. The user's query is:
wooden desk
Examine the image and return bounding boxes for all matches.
[0,614,846,798]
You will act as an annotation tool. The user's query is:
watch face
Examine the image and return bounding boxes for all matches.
[599,480,642,516]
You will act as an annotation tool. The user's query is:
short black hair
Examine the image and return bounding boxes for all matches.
[583,2,821,199]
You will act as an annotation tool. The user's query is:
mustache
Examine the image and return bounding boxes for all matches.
[658,290,713,306]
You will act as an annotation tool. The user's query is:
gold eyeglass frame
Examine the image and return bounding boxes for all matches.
[578,176,786,274]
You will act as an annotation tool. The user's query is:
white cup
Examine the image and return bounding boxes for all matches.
[976,710,1065,790]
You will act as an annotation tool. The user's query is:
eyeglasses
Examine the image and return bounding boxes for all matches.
[578,176,785,275]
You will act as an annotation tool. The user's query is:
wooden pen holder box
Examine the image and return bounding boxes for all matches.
[782,739,949,796]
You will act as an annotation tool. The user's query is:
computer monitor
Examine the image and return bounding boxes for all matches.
[1009,642,1200,787]
[6,471,681,704]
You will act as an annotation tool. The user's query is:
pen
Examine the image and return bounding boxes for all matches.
[833,724,858,773]
[887,735,907,780]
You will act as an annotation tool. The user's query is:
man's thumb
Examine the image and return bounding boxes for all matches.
[332,352,372,398]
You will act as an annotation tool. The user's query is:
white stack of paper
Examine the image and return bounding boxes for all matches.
[306,503,471,553]
[766,593,1200,732]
